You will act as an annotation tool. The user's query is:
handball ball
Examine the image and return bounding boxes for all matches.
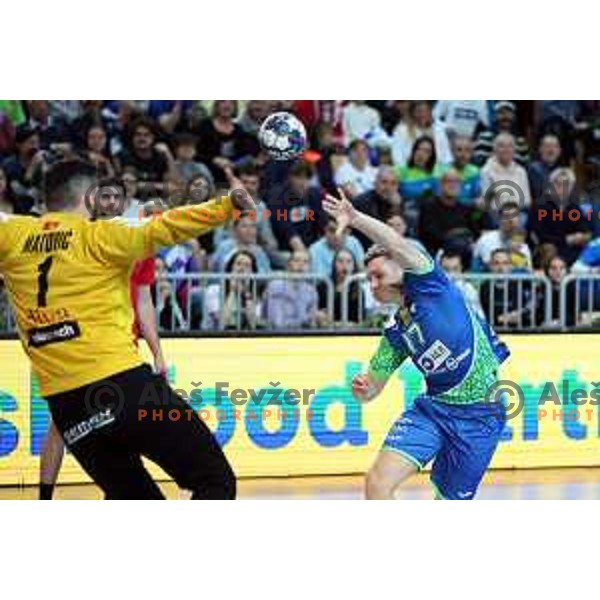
[258,111,307,161]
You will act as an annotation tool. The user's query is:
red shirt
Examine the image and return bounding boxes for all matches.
[130,258,156,341]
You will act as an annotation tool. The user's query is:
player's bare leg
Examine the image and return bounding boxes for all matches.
[365,450,417,500]
[39,421,65,499]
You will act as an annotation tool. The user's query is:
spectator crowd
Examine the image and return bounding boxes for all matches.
[2,99,600,332]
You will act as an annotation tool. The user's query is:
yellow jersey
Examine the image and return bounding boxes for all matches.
[0,196,234,396]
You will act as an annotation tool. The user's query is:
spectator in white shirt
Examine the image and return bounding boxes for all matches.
[342,101,388,147]
[472,201,532,271]
[334,139,378,199]
[434,101,489,139]
[390,100,452,166]
[481,133,531,211]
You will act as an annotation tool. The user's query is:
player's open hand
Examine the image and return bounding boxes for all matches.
[323,188,356,236]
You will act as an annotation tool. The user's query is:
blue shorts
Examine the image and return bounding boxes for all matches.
[382,395,506,500]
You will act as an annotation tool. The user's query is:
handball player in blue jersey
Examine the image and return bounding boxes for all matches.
[323,191,510,500]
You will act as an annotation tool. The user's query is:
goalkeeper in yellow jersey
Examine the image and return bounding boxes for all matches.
[0,160,253,499]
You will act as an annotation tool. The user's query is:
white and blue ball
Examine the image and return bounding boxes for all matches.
[258,111,307,161]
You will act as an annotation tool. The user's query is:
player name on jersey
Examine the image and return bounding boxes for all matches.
[21,230,74,254]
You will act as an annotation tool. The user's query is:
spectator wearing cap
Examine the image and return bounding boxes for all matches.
[115,116,176,200]
[262,250,319,330]
[481,133,532,211]
[472,202,532,271]
[528,167,591,265]
[417,168,485,259]
[352,166,403,250]
[433,100,490,139]
[474,101,529,166]
[309,215,365,278]
[390,100,452,166]
[334,139,378,199]
[447,135,481,207]
[527,134,564,203]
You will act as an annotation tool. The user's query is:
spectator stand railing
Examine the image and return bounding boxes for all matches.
[560,274,600,329]
[341,272,554,333]
[155,272,335,333]
[459,273,552,332]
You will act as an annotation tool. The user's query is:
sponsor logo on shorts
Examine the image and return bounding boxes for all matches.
[63,409,116,446]
[27,320,81,348]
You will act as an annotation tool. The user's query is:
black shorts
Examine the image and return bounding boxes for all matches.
[46,365,236,500]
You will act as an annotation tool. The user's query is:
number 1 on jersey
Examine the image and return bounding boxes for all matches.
[37,256,54,308]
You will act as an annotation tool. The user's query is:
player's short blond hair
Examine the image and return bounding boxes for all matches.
[364,244,393,266]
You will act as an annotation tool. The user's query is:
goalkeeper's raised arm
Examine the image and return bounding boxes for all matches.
[322,188,430,272]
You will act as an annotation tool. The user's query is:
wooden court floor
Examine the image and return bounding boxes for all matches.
[3,468,600,499]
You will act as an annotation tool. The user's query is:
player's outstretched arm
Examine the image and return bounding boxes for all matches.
[92,186,255,266]
[323,189,430,272]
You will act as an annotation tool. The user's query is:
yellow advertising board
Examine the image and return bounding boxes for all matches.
[1,334,600,486]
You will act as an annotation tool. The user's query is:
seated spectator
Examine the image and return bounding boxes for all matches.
[194,100,257,185]
[417,168,485,258]
[148,101,194,135]
[447,135,481,207]
[439,251,484,318]
[342,101,387,146]
[238,100,271,137]
[115,116,175,199]
[528,134,563,203]
[2,124,45,201]
[0,165,33,214]
[352,166,403,250]
[308,121,338,195]
[536,101,582,162]
[317,248,365,325]
[572,234,600,274]
[203,250,262,331]
[433,100,489,139]
[334,139,378,198]
[153,257,187,331]
[479,248,535,329]
[159,237,206,329]
[386,212,408,237]
[309,216,364,277]
[481,133,532,211]
[24,100,70,149]
[83,123,115,178]
[390,100,452,165]
[472,201,532,271]
[474,101,529,166]
[528,168,591,265]
[532,242,558,276]
[119,168,147,221]
[172,132,214,187]
[396,136,443,232]
[262,250,319,329]
[211,213,271,274]
[537,255,576,327]
[69,100,116,150]
[263,159,326,252]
